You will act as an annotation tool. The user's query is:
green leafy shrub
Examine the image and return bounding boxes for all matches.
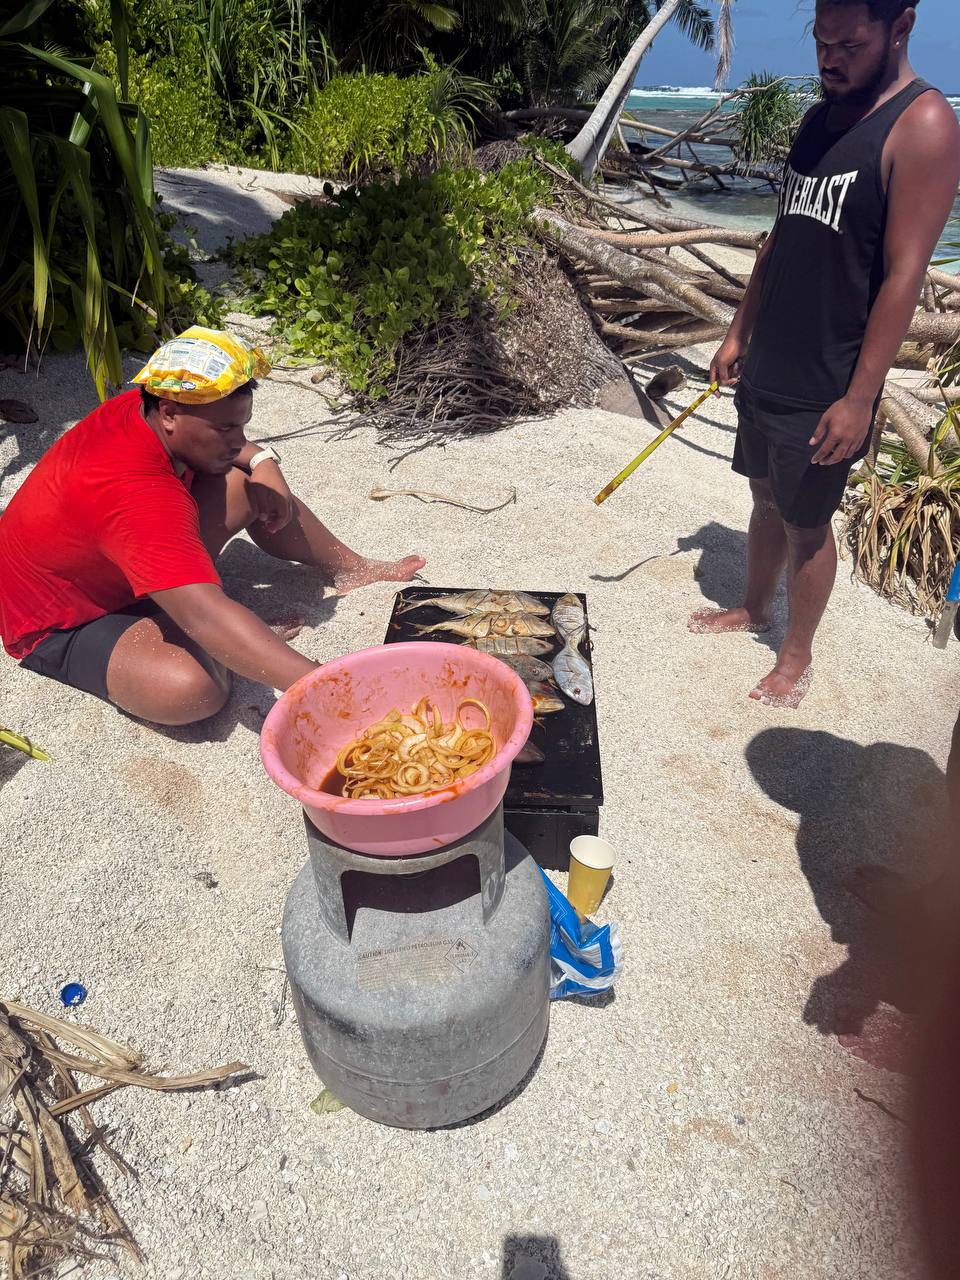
[229,160,551,394]
[283,62,488,181]
[96,39,224,168]
[519,134,582,178]
[82,0,331,168]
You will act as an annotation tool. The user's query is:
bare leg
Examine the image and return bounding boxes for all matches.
[105,613,230,725]
[750,520,835,708]
[192,470,425,592]
[689,478,787,634]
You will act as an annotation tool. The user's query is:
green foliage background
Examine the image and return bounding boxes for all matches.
[229,160,552,395]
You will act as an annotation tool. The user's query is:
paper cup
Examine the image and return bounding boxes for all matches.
[567,835,615,919]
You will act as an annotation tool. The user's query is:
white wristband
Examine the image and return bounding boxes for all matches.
[249,447,280,471]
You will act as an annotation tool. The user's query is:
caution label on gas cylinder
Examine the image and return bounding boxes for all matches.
[355,937,478,991]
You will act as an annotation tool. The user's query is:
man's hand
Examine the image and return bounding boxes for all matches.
[710,332,748,387]
[248,462,294,534]
[809,395,874,465]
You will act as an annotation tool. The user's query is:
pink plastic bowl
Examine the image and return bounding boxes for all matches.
[259,642,534,856]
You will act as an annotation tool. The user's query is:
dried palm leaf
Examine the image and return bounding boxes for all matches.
[842,471,960,617]
[0,1000,247,1278]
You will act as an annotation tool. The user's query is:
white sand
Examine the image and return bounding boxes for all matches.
[1,184,956,1278]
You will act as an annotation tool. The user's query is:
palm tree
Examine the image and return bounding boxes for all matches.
[522,0,618,106]
[567,0,734,181]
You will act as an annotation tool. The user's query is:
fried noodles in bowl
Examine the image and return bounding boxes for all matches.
[335,697,497,799]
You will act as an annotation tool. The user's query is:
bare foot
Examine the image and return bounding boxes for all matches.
[688,606,770,635]
[332,555,426,594]
[269,617,306,642]
[749,662,812,709]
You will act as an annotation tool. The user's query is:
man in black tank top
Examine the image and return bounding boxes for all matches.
[689,0,960,708]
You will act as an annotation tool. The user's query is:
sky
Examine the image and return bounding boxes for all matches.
[639,0,959,94]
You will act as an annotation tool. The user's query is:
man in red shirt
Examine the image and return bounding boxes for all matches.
[0,339,424,726]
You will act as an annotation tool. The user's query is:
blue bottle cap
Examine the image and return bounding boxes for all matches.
[59,982,87,1008]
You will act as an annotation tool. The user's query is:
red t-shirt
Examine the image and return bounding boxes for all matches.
[0,389,221,660]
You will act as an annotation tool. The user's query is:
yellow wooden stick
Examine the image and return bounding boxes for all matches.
[0,727,50,761]
[594,381,721,505]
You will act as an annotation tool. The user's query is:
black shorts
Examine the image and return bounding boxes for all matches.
[732,383,872,529]
[19,601,160,703]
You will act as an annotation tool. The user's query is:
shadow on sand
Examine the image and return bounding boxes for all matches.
[744,726,950,1038]
[0,383,100,496]
[154,168,294,252]
[501,1234,573,1280]
[678,520,782,654]
[148,538,340,746]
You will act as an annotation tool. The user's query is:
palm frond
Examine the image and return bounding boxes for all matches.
[714,0,734,89]
[666,0,714,54]
[411,1,460,31]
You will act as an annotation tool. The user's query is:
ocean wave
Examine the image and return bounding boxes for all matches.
[630,85,720,99]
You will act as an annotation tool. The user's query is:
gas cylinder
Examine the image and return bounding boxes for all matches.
[282,804,550,1129]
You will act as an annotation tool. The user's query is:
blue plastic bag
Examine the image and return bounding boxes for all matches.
[539,868,622,1000]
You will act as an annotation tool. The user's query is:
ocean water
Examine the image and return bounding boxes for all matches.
[625,86,960,260]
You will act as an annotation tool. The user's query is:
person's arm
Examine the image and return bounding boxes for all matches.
[151,582,318,690]
[810,94,960,465]
[710,226,778,386]
[231,441,295,535]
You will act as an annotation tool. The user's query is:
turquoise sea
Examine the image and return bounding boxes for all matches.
[626,86,960,261]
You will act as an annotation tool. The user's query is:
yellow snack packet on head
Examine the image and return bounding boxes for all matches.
[132,326,271,404]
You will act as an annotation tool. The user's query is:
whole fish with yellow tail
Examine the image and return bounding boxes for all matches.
[466,635,555,657]
[551,593,585,644]
[526,682,565,715]
[552,641,593,705]
[399,590,550,617]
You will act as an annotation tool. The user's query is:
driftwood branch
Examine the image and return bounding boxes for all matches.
[536,207,735,329]
[570,225,765,251]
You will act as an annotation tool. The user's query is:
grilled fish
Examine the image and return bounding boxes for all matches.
[399,590,550,617]
[527,681,564,715]
[515,740,546,765]
[492,654,555,683]
[466,635,554,657]
[553,640,594,705]
[552,593,585,643]
[414,615,494,640]
[489,612,555,639]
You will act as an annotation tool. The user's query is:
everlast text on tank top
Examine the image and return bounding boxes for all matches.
[741,79,937,410]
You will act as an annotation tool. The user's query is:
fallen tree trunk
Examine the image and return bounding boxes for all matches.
[565,0,685,181]
[570,225,765,251]
[536,207,736,328]
[600,320,723,350]
[881,382,942,474]
[928,267,960,296]
[906,382,960,404]
[643,152,779,183]
[906,310,960,346]
[504,106,738,150]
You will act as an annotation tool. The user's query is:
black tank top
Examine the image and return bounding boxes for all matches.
[741,78,937,409]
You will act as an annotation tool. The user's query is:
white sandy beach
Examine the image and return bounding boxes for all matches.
[1,171,957,1280]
